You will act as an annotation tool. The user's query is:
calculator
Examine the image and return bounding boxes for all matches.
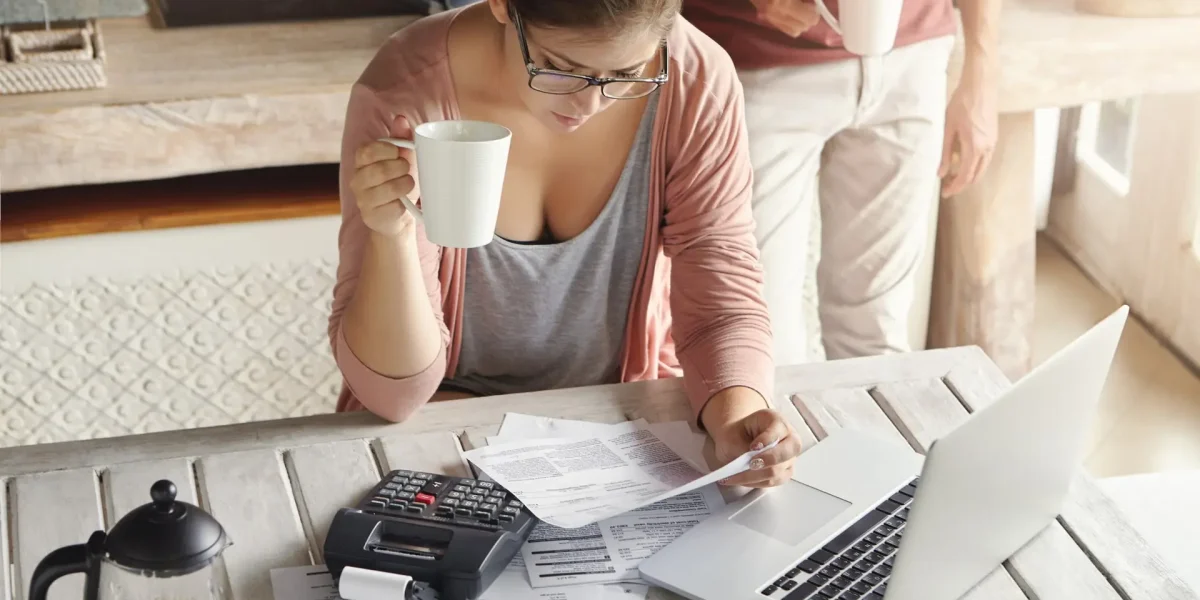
[323,469,538,600]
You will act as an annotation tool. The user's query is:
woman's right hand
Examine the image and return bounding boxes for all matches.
[349,116,420,237]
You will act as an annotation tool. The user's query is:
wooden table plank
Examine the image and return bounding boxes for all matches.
[942,351,1010,408]
[774,349,966,396]
[12,469,103,600]
[872,375,1124,600]
[873,379,970,450]
[198,449,312,600]
[1005,525,1123,600]
[795,380,1029,600]
[792,388,910,447]
[103,458,197,518]
[1077,494,1200,598]
[285,440,381,563]
[372,431,473,479]
[945,351,1199,600]
[1070,472,1200,600]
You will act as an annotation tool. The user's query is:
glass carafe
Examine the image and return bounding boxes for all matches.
[30,479,232,600]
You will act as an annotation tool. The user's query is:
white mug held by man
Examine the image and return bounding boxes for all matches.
[748,0,904,56]
[811,0,904,55]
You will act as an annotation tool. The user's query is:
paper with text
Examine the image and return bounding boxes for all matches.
[484,551,604,600]
[464,418,771,530]
[489,415,727,588]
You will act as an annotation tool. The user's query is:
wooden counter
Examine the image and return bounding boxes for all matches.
[4,0,1199,194]
[3,0,1199,383]
[0,15,418,193]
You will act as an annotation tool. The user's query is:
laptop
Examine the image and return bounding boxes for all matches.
[639,305,1129,600]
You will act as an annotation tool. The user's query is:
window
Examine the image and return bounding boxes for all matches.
[1076,97,1139,196]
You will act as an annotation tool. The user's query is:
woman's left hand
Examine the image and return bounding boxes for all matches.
[701,388,804,488]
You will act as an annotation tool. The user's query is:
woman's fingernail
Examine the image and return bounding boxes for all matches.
[751,442,764,451]
[718,478,730,485]
[750,457,766,470]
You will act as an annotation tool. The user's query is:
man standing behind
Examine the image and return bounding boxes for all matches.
[683,0,1000,365]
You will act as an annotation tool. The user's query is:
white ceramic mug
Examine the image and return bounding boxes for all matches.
[812,0,904,56]
[378,120,512,249]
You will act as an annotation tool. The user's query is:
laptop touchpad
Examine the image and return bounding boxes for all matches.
[731,481,852,546]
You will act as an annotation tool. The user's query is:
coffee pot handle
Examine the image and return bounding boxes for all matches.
[29,532,104,600]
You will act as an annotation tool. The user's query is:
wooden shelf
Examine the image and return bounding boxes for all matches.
[0,13,419,194]
[3,2,1200,193]
[0,164,340,243]
[0,15,419,112]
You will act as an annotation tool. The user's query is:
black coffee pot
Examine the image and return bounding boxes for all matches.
[30,479,232,600]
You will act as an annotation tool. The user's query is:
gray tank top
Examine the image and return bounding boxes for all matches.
[443,94,657,397]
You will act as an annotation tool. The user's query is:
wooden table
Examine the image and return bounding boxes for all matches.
[0,347,1193,600]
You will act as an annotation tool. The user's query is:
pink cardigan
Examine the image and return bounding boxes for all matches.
[328,8,774,422]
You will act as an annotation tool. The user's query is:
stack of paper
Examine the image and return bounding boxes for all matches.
[462,414,772,530]
[462,414,771,599]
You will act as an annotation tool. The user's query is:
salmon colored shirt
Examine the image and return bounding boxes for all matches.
[682,0,957,71]
[328,8,774,423]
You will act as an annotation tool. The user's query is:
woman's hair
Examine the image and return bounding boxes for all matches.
[507,0,681,36]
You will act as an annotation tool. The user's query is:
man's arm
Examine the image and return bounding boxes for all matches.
[939,0,1002,197]
[960,0,1001,69]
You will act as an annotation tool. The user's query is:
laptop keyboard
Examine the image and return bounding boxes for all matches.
[760,477,919,599]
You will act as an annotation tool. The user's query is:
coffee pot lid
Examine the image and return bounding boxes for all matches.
[104,480,230,574]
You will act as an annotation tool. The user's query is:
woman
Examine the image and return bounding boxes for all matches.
[329,0,802,488]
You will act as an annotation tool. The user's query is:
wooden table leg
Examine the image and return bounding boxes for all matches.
[927,110,1037,380]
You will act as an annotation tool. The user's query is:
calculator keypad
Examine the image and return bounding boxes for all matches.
[361,471,527,531]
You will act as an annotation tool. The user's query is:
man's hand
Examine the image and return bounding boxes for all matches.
[750,0,821,37]
[938,66,998,198]
[700,387,804,488]
[939,0,1002,198]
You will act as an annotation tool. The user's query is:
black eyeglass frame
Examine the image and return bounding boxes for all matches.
[511,10,669,100]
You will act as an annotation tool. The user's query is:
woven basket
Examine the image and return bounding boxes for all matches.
[0,20,106,95]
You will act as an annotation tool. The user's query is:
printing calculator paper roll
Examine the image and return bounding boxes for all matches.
[338,566,415,600]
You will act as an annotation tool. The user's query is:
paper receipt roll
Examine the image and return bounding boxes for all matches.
[338,566,415,600]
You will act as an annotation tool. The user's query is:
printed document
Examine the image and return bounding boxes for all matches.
[484,547,648,600]
[462,417,771,530]
[487,415,728,587]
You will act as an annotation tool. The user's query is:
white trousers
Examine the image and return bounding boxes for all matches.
[739,35,955,366]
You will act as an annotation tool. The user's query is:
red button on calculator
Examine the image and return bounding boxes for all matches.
[415,493,436,505]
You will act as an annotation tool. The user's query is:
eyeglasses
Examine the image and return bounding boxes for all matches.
[511,10,668,100]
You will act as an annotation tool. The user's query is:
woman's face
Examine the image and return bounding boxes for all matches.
[490,4,664,133]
